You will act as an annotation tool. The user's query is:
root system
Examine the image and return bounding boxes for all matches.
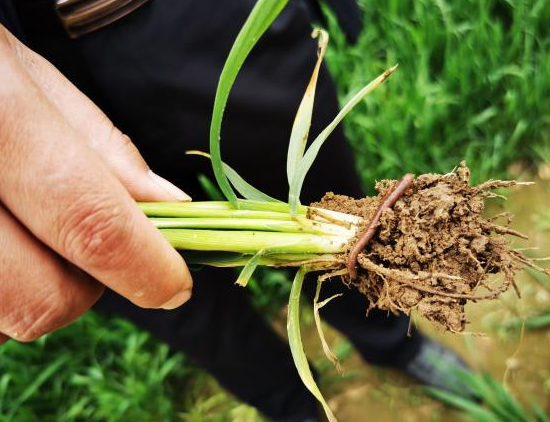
[311,163,548,332]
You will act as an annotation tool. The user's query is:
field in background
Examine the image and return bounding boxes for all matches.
[326,0,550,191]
[2,0,550,420]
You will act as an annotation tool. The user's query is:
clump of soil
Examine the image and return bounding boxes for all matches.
[312,163,549,332]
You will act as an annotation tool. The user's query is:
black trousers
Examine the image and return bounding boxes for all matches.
[12,1,422,420]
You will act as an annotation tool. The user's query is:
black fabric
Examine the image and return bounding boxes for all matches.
[323,0,362,44]
[0,0,24,38]
[13,1,420,420]
[12,0,103,99]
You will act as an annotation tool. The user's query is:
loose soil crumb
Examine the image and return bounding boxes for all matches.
[311,163,548,332]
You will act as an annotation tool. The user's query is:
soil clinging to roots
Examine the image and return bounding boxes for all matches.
[311,163,549,332]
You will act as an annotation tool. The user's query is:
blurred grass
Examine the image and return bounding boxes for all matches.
[0,313,266,422]
[3,0,550,420]
[427,368,550,422]
[0,313,191,421]
[324,0,550,192]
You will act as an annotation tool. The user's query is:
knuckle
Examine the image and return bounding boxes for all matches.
[114,131,149,172]
[118,133,142,163]
[59,198,134,270]
[117,132,132,150]
[0,24,13,47]
[0,40,22,115]
[11,290,71,342]
[0,25,8,45]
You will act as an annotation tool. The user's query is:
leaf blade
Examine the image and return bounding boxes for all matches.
[209,0,290,208]
[287,267,338,422]
[223,164,281,203]
[427,387,501,422]
[197,173,225,201]
[187,151,281,203]
[289,65,398,214]
[235,249,266,287]
[287,29,329,186]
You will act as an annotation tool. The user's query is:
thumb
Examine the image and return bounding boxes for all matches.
[8,30,190,202]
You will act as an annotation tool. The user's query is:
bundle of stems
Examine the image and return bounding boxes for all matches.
[140,200,359,273]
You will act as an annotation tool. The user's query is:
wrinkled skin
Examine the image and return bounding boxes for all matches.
[0,24,193,344]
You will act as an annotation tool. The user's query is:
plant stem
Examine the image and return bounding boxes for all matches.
[141,204,295,220]
[181,251,341,268]
[139,200,308,215]
[160,229,348,254]
[151,217,347,236]
[140,201,360,268]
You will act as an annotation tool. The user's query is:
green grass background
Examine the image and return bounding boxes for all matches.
[326,0,550,191]
[2,0,550,420]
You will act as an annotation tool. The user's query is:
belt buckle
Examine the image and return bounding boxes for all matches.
[55,0,152,39]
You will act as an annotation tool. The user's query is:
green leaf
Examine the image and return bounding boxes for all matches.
[287,29,329,186]
[0,374,11,414]
[482,374,531,422]
[209,0,290,208]
[525,266,550,293]
[197,173,224,201]
[236,244,302,286]
[427,388,501,422]
[289,65,398,214]
[187,151,280,203]
[223,163,281,203]
[10,356,68,414]
[235,249,267,287]
[287,267,338,422]
[531,401,550,422]
[501,312,550,331]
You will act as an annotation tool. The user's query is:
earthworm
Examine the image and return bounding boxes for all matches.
[347,173,414,279]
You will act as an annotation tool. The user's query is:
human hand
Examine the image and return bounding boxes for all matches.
[0,24,193,345]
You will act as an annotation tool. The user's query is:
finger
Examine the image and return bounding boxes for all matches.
[0,203,103,342]
[0,42,193,310]
[4,27,191,203]
[0,333,10,345]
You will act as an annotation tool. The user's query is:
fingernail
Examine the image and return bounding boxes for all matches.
[149,170,192,201]
[160,289,192,310]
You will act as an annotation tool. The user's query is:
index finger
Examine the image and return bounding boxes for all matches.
[0,44,192,310]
